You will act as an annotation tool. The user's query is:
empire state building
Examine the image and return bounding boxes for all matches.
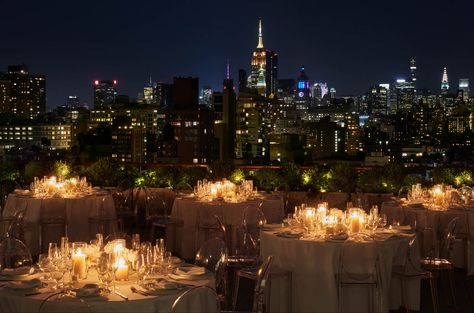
[248,18,278,98]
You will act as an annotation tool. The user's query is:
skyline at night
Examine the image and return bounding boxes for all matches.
[1,0,474,108]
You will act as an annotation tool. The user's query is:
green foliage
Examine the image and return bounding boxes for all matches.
[328,163,358,192]
[280,163,303,191]
[177,167,207,190]
[300,166,328,192]
[358,164,404,193]
[207,161,235,180]
[432,167,456,185]
[250,168,282,192]
[230,168,246,184]
[24,161,53,183]
[0,161,20,182]
[52,160,71,179]
[454,170,473,187]
[402,174,424,192]
[83,158,135,187]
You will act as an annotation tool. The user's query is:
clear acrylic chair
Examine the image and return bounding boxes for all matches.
[88,196,120,239]
[145,189,183,253]
[39,200,67,254]
[420,216,458,312]
[38,291,91,313]
[171,285,220,313]
[337,241,381,313]
[195,237,228,308]
[6,207,28,243]
[196,205,225,251]
[392,234,438,313]
[0,236,33,269]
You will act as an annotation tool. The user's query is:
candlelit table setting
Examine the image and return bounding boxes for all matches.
[381,184,474,266]
[2,176,117,256]
[171,179,284,259]
[0,235,215,313]
[260,202,420,313]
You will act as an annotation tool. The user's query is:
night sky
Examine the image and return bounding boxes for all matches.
[1,0,473,109]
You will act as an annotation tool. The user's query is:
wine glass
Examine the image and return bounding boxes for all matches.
[97,253,113,293]
[48,243,59,260]
[379,214,387,228]
[136,254,150,285]
[50,264,64,290]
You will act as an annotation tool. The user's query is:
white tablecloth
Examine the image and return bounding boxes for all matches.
[381,200,472,270]
[3,191,116,255]
[171,194,285,259]
[0,269,215,313]
[261,230,419,313]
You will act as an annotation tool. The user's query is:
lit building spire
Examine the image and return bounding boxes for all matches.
[226,58,230,79]
[441,66,449,94]
[257,17,264,49]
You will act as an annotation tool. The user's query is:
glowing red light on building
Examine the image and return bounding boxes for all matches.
[113,80,117,84]
[94,80,99,85]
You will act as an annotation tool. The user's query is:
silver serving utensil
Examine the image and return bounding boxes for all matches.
[113,290,129,301]
[130,286,150,296]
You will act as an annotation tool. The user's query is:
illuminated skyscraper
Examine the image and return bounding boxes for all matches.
[94,80,117,108]
[248,18,278,98]
[458,78,469,102]
[0,64,46,119]
[294,66,311,118]
[409,57,417,86]
[143,76,155,105]
[199,86,213,108]
[441,67,449,95]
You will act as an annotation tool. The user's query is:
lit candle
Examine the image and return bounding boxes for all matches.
[350,211,361,233]
[324,215,337,235]
[113,240,125,256]
[73,248,87,279]
[115,257,128,280]
[433,186,444,206]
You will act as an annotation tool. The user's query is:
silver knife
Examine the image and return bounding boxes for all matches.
[114,290,129,301]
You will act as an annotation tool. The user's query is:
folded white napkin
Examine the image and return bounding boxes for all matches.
[328,233,348,241]
[75,284,101,297]
[392,225,412,231]
[175,266,206,276]
[5,278,41,290]
[1,266,34,276]
[276,230,302,238]
[262,223,283,230]
[142,281,181,295]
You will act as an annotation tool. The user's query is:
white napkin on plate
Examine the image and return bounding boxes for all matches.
[175,266,206,276]
[75,284,101,297]
[5,278,41,290]
[1,266,34,276]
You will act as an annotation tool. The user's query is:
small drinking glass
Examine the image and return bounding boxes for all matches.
[48,243,59,260]
[379,214,387,228]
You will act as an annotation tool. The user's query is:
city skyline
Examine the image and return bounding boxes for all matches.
[1,0,473,108]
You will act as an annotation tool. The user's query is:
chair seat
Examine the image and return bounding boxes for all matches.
[89,215,119,222]
[226,255,257,267]
[393,265,433,279]
[338,272,378,285]
[151,217,183,227]
[420,258,453,270]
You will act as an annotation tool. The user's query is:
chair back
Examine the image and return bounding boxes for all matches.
[144,189,167,220]
[195,237,227,295]
[38,292,91,313]
[439,217,458,260]
[171,286,220,313]
[0,236,32,270]
[253,255,274,313]
[7,207,27,242]
[339,241,378,283]
[105,232,132,248]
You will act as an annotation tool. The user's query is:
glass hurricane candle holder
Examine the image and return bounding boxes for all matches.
[72,242,87,280]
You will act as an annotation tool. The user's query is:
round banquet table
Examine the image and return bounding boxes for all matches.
[260,230,420,313]
[171,193,285,259]
[0,269,215,313]
[3,190,116,256]
[381,200,473,272]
